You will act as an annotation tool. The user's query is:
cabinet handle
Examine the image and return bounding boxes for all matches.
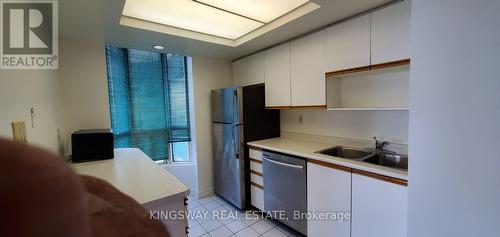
[263,157,304,169]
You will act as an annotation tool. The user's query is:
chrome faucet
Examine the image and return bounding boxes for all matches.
[373,136,390,150]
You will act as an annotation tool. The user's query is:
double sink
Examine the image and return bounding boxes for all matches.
[316,146,408,171]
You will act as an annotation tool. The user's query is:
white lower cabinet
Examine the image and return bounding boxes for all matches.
[251,184,264,210]
[307,162,352,237]
[249,147,264,211]
[351,173,408,237]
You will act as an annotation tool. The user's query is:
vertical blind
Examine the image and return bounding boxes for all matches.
[105,45,190,160]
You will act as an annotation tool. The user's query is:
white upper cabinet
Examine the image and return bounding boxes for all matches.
[291,30,326,107]
[232,57,248,86]
[247,51,265,86]
[307,163,351,237]
[371,0,411,64]
[264,42,291,108]
[351,173,408,237]
[325,14,371,72]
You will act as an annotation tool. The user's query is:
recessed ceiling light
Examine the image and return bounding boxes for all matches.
[194,0,309,23]
[153,45,165,50]
[121,0,320,46]
[123,0,263,40]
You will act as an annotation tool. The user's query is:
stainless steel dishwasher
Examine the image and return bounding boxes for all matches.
[262,151,307,235]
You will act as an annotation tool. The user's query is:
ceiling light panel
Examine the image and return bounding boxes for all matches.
[122,0,264,40]
[195,0,309,23]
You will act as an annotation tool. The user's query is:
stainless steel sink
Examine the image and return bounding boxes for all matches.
[362,153,408,171]
[315,146,374,160]
[315,146,408,171]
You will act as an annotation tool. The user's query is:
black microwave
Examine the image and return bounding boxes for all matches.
[71,129,114,163]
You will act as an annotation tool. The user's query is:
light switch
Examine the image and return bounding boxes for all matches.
[11,121,27,143]
[31,107,38,128]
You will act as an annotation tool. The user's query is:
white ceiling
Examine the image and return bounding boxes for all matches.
[60,0,394,60]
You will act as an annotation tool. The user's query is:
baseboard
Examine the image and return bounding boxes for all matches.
[196,188,215,199]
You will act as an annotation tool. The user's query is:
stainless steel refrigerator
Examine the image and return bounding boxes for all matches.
[211,85,280,209]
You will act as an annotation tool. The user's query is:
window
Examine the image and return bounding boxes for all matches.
[105,45,191,162]
[171,141,189,162]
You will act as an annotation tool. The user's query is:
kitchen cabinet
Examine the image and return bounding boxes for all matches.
[326,66,410,109]
[249,146,264,210]
[291,30,326,107]
[232,58,248,86]
[247,51,265,86]
[233,52,265,87]
[351,172,407,237]
[325,14,371,72]
[307,161,351,237]
[371,0,411,64]
[264,42,291,108]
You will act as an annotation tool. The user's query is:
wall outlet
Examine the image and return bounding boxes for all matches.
[298,115,303,123]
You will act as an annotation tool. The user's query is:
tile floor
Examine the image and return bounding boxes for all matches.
[187,194,303,237]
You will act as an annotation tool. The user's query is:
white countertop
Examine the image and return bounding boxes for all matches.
[71,148,189,204]
[248,137,408,180]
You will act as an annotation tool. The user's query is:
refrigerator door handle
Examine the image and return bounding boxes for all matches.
[232,91,239,159]
[232,125,239,159]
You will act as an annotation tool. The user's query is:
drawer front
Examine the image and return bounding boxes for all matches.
[250,160,263,173]
[250,173,263,186]
[251,184,264,210]
[249,147,263,161]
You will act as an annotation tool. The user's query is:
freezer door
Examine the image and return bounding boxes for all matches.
[213,123,245,208]
[211,87,243,124]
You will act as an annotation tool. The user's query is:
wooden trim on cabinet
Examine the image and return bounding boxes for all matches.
[370,59,411,71]
[291,105,327,109]
[325,59,411,78]
[250,181,264,190]
[266,105,327,110]
[309,159,407,186]
[248,145,263,151]
[352,169,408,186]
[266,106,292,110]
[325,65,372,78]
[250,170,263,177]
[308,159,352,173]
[250,158,263,164]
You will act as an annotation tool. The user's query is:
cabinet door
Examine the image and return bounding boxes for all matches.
[307,162,351,237]
[247,51,265,86]
[325,14,371,72]
[371,0,411,64]
[264,42,291,107]
[232,58,248,86]
[351,173,407,237]
[291,31,326,107]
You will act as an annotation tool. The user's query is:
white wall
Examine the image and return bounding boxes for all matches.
[281,110,409,144]
[191,56,233,197]
[0,70,61,152]
[58,37,111,154]
[56,37,232,196]
[283,67,410,144]
[409,1,500,236]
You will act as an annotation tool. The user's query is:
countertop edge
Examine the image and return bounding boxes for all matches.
[247,140,408,181]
